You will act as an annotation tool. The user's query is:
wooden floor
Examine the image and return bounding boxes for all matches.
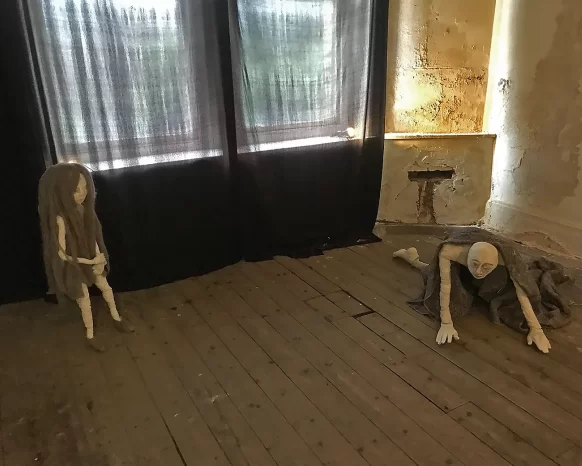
[2,233,582,466]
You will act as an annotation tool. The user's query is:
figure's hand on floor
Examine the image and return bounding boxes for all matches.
[527,328,551,353]
[436,322,459,345]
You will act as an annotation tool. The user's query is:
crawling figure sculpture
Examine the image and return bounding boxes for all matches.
[393,228,572,353]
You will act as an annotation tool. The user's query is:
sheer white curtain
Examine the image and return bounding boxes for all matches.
[29,0,223,169]
[28,0,372,167]
[235,0,371,148]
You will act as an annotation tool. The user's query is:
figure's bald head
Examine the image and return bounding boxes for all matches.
[467,242,498,279]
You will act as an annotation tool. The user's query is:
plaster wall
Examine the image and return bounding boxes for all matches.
[484,0,582,257]
[378,135,495,225]
[385,0,496,133]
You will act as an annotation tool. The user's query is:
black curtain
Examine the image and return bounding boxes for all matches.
[235,0,389,258]
[1,0,388,304]
[0,1,48,304]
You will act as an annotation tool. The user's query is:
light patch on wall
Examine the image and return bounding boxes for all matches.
[385,0,496,134]
[488,135,510,201]
[393,73,442,112]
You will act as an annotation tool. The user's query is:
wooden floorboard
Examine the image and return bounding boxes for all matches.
[331,242,582,444]
[61,320,136,466]
[1,303,93,466]
[448,403,557,466]
[301,254,576,461]
[171,282,325,466]
[314,297,468,414]
[217,266,424,466]
[98,336,186,466]
[239,261,508,466]
[186,279,367,466]
[132,286,278,466]
[199,272,408,466]
[350,241,582,421]
[274,256,341,296]
[1,231,581,466]
[374,237,582,421]
[121,292,233,466]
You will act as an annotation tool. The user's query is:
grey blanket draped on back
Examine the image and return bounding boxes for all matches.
[409,228,572,333]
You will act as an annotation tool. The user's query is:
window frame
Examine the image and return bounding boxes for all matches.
[29,0,360,169]
[233,0,354,144]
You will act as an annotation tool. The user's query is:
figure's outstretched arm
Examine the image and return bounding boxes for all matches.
[436,252,460,344]
[56,216,105,265]
[511,278,551,353]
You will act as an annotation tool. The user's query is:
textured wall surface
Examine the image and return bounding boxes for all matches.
[385,0,496,133]
[484,0,582,257]
[378,135,495,225]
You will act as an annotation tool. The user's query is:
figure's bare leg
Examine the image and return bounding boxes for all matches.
[393,247,428,270]
[95,275,134,333]
[76,283,94,338]
[76,283,105,352]
[94,274,120,320]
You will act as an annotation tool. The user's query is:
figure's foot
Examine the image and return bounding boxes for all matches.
[86,337,106,352]
[393,247,420,263]
[114,318,135,333]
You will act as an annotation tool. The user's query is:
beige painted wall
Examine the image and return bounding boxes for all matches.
[484,0,582,257]
[378,135,495,225]
[385,0,496,133]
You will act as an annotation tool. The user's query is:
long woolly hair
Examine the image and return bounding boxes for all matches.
[38,163,109,298]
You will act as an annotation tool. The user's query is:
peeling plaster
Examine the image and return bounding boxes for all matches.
[378,136,495,225]
[485,0,582,256]
[520,0,582,208]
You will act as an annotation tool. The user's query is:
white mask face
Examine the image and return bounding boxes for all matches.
[467,242,498,279]
[74,174,87,205]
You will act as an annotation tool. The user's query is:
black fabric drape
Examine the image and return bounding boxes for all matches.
[2,0,389,304]
[234,0,388,258]
[0,1,48,304]
[92,159,238,292]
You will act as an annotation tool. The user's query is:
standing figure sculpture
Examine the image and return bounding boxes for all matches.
[393,228,572,353]
[39,163,134,351]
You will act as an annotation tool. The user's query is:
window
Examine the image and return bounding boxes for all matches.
[239,0,338,129]
[30,0,202,167]
[29,0,366,168]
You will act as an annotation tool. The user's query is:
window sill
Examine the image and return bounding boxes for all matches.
[85,149,222,172]
[240,136,348,154]
[384,132,496,140]
[85,136,352,172]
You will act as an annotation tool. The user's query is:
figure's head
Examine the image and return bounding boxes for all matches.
[467,242,499,279]
[74,171,88,205]
[39,163,95,212]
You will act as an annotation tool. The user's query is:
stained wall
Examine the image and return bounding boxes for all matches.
[378,135,495,225]
[380,0,497,226]
[484,0,582,257]
[385,0,496,133]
